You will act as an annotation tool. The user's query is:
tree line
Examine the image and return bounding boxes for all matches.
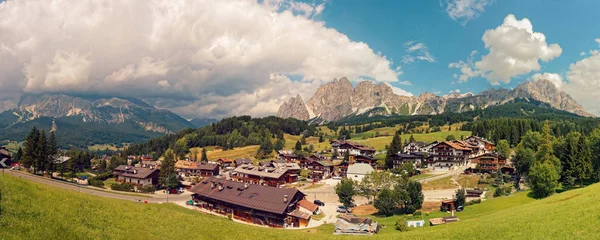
[125,116,314,159]
[511,121,600,198]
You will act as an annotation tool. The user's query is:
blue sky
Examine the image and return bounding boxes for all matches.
[316,0,600,96]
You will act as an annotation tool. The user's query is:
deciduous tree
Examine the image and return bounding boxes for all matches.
[335,179,356,208]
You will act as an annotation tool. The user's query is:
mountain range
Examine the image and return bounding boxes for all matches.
[0,93,195,147]
[277,77,594,121]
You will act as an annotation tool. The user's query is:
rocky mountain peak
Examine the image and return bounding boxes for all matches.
[277,77,594,121]
[276,94,310,121]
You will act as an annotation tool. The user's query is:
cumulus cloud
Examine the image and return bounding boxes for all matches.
[596,38,600,45]
[564,49,600,115]
[450,14,562,85]
[402,41,435,64]
[383,83,413,97]
[529,72,564,89]
[444,0,493,25]
[0,0,401,118]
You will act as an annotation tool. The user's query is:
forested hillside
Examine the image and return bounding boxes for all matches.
[124,116,314,158]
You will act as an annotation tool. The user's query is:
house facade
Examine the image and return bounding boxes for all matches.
[403,141,428,154]
[306,161,334,181]
[113,165,159,187]
[232,163,300,187]
[470,152,506,172]
[391,153,424,169]
[190,177,309,228]
[332,141,376,156]
[428,141,471,170]
[175,161,220,178]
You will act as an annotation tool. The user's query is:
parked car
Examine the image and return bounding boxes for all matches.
[314,200,325,206]
[337,206,349,213]
[332,176,342,180]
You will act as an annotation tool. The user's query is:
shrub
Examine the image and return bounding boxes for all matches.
[413,211,422,217]
[395,217,409,232]
[139,185,156,193]
[88,179,105,188]
[93,172,112,181]
[227,213,233,221]
[466,199,481,206]
[111,183,134,192]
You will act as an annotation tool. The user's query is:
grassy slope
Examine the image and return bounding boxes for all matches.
[1,174,600,239]
[355,130,471,151]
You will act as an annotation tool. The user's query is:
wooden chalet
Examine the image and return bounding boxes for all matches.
[403,141,429,154]
[391,153,424,169]
[428,141,471,170]
[332,141,376,156]
[234,158,252,167]
[278,153,299,162]
[113,165,159,187]
[465,136,495,153]
[353,154,377,167]
[175,161,220,178]
[334,161,350,177]
[306,161,334,181]
[470,152,506,172]
[217,158,233,168]
[190,177,309,228]
[232,163,300,187]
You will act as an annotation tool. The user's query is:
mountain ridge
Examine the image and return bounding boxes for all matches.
[0,93,194,147]
[277,77,594,121]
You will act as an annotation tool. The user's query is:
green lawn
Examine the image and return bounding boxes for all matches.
[2,170,600,239]
[355,130,471,150]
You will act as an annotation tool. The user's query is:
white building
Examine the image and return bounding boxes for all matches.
[347,163,374,183]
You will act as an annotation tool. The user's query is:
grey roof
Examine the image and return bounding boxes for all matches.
[113,165,158,179]
[233,163,299,179]
[347,163,374,175]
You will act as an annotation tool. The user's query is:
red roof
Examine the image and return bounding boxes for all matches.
[439,141,471,151]
[298,199,319,212]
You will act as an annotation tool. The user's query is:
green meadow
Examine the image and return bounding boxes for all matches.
[1,174,599,239]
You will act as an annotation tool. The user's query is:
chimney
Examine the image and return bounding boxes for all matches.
[211,182,215,188]
[283,195,288,203]
[218,183,223,191]
[244,183,248,189]
[133,169,137,174]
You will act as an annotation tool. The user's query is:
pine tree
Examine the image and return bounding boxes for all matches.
[160,149,180,189]
[22,127,40,171]
[201,147,208,162]
[575,134,593,185]
[36,130,48,173]
[301,135,307,145]
[13,147,23,162]
[319,135,324,143]
[409,134,415,143]
[294,140,302,151]
[332,149,339,160]
[385,133,402,169]
[47,131,58,173]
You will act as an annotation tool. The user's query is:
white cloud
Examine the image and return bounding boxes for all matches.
[384,83,413,97]
[580,52,586,56]
[449,14,562,85]
[402,41,435,64]
[596,38,600,44]
[529,72,564,89]
[444,0,493,25]
[398,80,412,86]
[564,49,600,115]
[0,0,400,118]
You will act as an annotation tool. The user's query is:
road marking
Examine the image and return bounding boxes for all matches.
[0,158,8,167]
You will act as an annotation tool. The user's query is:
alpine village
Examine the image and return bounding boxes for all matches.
[2,1,600,239]
[3,75,600,239]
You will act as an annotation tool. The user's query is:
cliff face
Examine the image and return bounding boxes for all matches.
[277,94,310,121]
[277,77,594,121]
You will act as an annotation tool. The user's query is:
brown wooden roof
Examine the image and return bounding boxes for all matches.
[190,177,305,215]
[113,165,158,179]
[297,199,319,212]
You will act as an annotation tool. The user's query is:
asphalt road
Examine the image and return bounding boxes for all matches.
[4,169,192,203]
